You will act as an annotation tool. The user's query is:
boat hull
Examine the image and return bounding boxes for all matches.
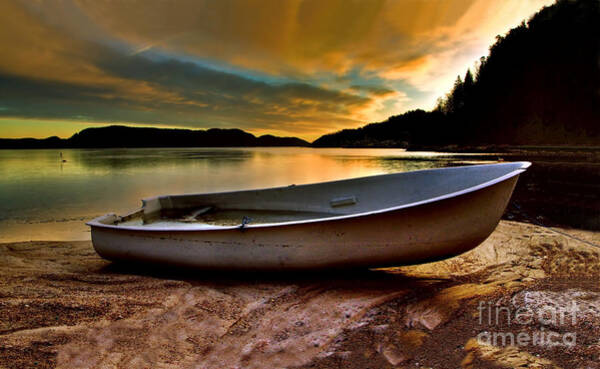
[90,174,520,270]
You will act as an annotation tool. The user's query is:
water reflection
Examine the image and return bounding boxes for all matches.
[74,148,255,170]
[0,147,497,242]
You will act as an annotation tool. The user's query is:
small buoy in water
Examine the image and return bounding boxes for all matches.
[60,152,67,163]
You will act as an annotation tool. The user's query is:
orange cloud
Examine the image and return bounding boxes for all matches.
[1,0,554,140]
[67,0,552,82]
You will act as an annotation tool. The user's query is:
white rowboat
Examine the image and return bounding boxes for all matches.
[87,161,530,269]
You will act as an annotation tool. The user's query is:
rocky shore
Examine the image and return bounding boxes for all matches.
[1,221,599,368]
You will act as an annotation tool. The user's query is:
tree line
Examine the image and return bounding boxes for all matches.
[314,0,600,148]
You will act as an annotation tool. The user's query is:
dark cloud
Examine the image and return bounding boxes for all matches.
[349,85,396,96]
[0,37,370,135]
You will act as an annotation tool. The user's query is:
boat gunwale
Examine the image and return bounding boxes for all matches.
[86,161,531,232]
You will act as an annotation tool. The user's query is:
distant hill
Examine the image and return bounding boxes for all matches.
[0,125,310,149]
[314,0,600,148]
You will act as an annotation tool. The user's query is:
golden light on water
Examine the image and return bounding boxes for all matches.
[0,147,497,242]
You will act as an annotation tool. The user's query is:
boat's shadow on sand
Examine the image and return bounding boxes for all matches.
[98,260,453,290]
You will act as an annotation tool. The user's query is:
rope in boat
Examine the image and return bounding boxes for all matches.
[511,203,600,249]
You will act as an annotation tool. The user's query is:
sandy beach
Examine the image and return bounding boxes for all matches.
[1,220,599,369]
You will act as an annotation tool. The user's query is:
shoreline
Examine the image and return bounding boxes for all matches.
[3,144,599,151]
[1,221,599,368]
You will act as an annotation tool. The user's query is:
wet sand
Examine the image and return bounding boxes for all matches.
[1,221,599,369]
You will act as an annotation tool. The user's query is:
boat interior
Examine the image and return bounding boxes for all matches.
[103,162,528,229]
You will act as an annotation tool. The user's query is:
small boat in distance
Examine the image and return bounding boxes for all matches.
[87,162,531,269]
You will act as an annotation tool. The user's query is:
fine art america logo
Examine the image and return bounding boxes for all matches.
[476,299,578,347]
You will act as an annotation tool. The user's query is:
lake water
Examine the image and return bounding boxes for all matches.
[0,147,499,242]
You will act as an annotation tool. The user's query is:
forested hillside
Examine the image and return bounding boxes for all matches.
[314,0,600,148]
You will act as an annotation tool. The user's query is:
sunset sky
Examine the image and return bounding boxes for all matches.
[0,0,553,141]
